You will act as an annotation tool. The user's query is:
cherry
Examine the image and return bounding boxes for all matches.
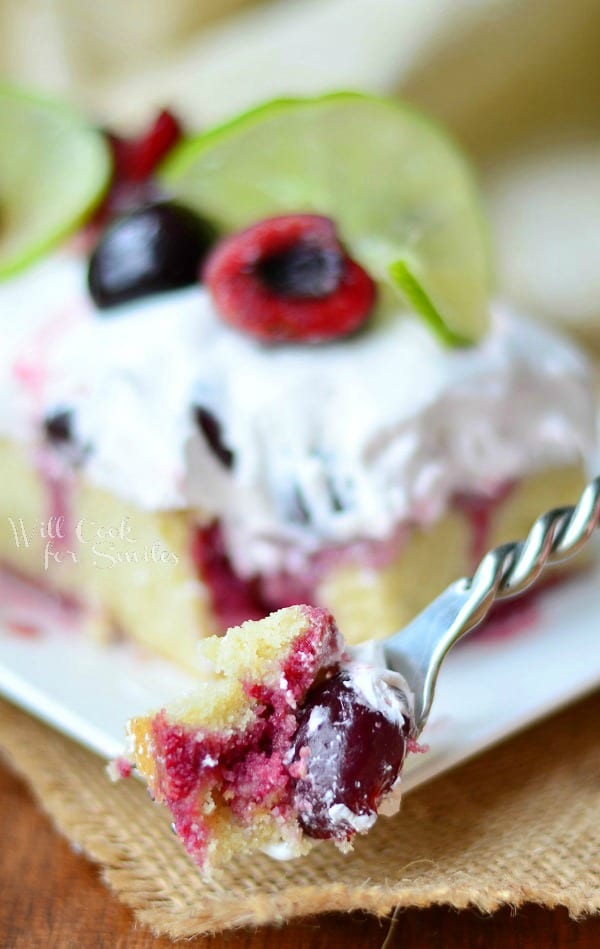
[191,523,267,630]
[290,671,409,840]
[43,409,73,445]
[108,109,182,185]
[193,406,234,469]
[88,201,218,309]
[204,215,376,343]
[90,111,183,227]
[257,241,343,299]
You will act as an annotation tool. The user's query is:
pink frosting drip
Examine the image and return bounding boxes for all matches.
[454,481,515,566]
[34,448,75,553]
[0,565,83,636]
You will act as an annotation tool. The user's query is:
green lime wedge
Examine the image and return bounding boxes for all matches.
[0,85,111,280]
[161,92,491,344]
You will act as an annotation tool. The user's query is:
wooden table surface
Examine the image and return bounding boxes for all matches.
[1,760,599,948]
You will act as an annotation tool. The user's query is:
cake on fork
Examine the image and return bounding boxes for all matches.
[0,87,595,669]
[127,604,415,872]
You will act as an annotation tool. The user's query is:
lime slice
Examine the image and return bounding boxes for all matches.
[0,85,111,280]
[161,92,491,344]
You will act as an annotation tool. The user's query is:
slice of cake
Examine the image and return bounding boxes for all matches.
[127,605,414,872]
[0,88,595,669]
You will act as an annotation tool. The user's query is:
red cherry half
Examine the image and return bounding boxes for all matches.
[204,214,377,343]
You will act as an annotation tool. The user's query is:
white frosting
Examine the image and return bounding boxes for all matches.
[260,839,304,861]
[342,647,414,729]
[0,251,595,577]
[328,803,377,834]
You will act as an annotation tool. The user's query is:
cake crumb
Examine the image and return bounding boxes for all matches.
[107,757,133,781]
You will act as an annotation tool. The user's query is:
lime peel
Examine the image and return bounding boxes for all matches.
[389,260,471,348]
[0,84,112,280]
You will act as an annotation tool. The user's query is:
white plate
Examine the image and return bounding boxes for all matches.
[1,553,599,794]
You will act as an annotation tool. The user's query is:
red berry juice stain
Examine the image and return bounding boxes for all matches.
[191,523,267,629]
[454,482,515,565]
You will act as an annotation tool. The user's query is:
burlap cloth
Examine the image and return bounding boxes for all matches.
[1,689,599,938]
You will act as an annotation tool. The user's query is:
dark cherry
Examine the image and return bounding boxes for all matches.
[257,242,344,299]
[43,409,73,445]
[88,202,218,309]
[291,671,408,840]
[194,406,234,469]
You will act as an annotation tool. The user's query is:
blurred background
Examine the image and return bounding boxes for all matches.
[2,0,599,342]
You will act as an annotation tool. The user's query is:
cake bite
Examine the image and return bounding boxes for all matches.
[127,605,414,872]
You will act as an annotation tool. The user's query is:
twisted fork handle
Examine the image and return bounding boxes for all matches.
[461,475,600,633]
[384,476,600,732]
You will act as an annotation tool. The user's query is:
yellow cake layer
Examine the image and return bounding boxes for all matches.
[129,606,311,777]
[0,437,587,665]
[0,438,217,667]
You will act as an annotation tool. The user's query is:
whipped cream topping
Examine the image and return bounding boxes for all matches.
[345,638,415,726]
[0,251,595,576]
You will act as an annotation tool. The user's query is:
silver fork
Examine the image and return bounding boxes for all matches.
[383,476,600,736]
